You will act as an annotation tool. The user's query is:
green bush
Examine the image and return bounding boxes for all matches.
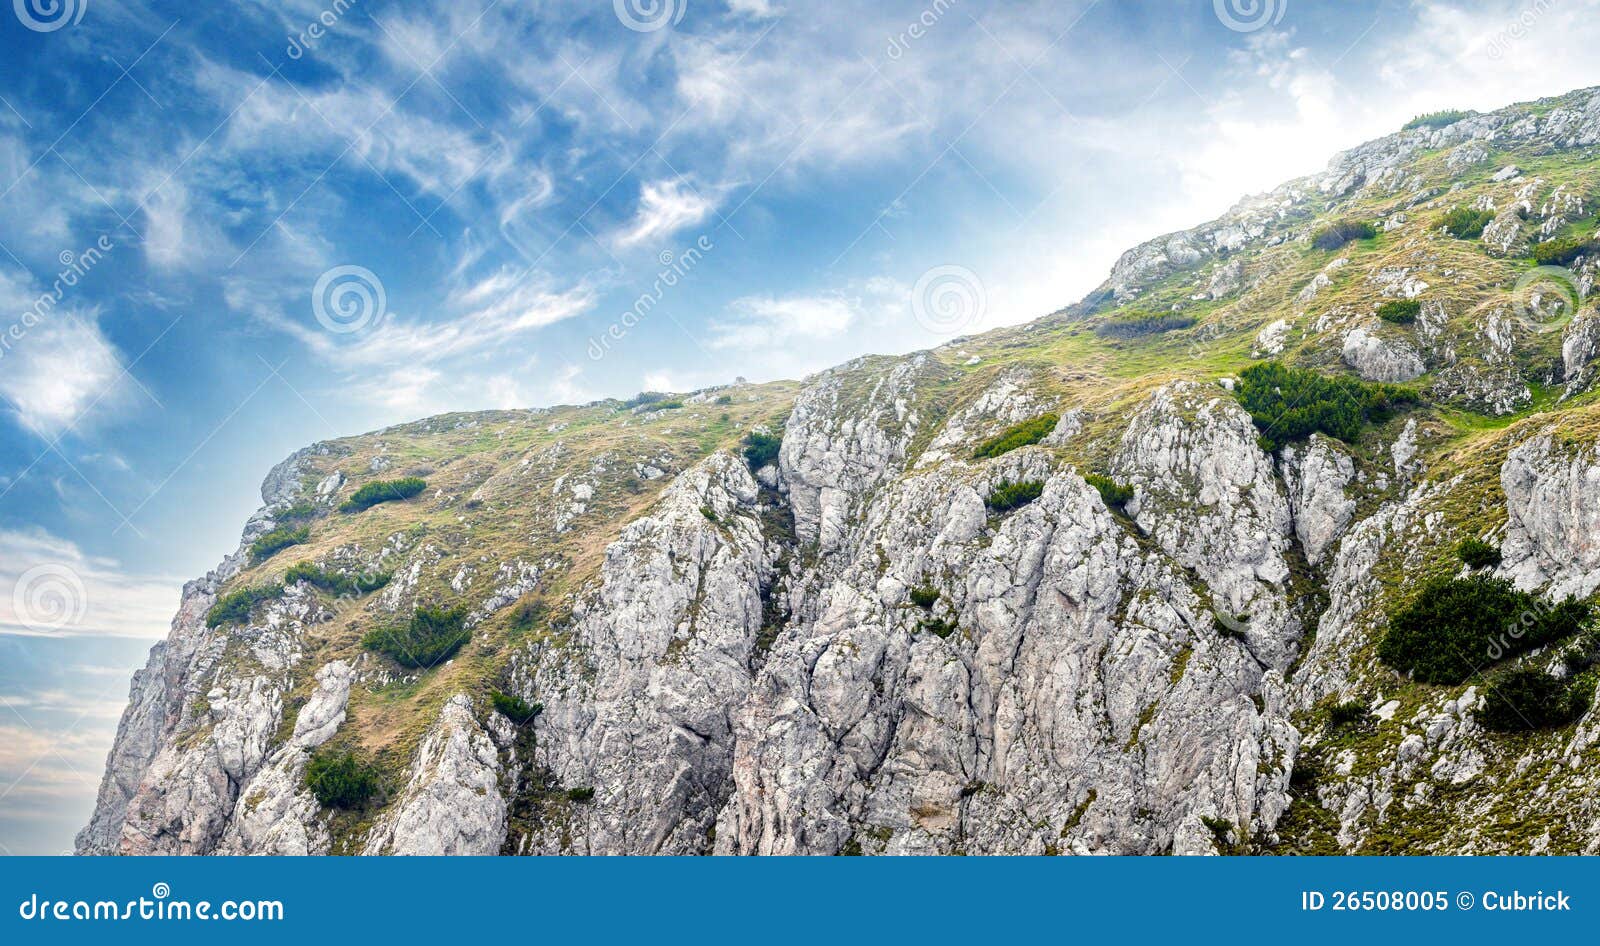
[509,597,548,632]
[714,394,734,405]
[304,749,379,809]
[918,617,958,638]
[908,586,940,609]
[205,582,284,628]
[639,399,683,412]
[1093,311,1197,339]
[249,524,309,564]
[1327,700,1367,728]
[973,413,1059,459]
[1403,109,1472,130]
[1477,666,1590,732]
[1083,473,1133,512]
[1455,537,1502,570]
[986,479,1044,513]
[363,605,471,669]
[742,431,782,470]
[566,786,595,803]
[1376,299,1421,324]
[1236,361,1420,452]
[1377,575,1591,685]
[1531,236,1598,267]
[490,690,543,725]
[340,477,427,513]
[1311,219,1378,251]
[1440,206,1494,239]
[283,561,390,597]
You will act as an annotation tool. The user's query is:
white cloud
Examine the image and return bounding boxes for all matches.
[0,530,178,640]
[710,292,858,350]
[613,179,720,248]
[0,309,125,437]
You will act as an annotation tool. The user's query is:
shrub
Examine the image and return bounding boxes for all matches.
[283,561,390,597]
[1377,575,1590,685]
[1376,299,1421,324]
[1094,311,1197,339]
[1311,219,1377,251]
[742,431,782,471]
[249,524,309,563]
[1236,361,1420,452]
[1455,537,1502,570]
[918,617,958,638]
[340,477,427,513]
[639,399,683,412]
[1531,236,1598,267]
[986,479,1044,513]
[908,586,940,609]
[1327,700,1367,728]
[973,413,1059,459]
[1477,666,1590,732]
[363,605,471,669]
[509,597,548,632]
[1403,109,1472,130]
[566,786,595,803]
[304,749,379,809]
[1440,206,1494,239]
[1083,473,1133,513]
[205,583,284,628]
[490,690,543,725]
[714,394,734,405]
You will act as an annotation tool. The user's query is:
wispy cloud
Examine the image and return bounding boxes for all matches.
[0,530,178,640]
[613,178,720,248]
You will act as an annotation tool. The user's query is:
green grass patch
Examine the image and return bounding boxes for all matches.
[1093,311,1197,339]
[908,585,940,609]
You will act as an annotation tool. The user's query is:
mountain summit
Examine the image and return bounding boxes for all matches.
[81,86,1600,855]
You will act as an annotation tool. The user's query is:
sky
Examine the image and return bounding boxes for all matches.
[2,0,1599,854]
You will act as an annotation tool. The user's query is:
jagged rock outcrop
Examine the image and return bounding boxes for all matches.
[364,695,506,856]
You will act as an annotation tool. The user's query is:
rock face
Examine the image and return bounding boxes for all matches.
[80,85,1600,856]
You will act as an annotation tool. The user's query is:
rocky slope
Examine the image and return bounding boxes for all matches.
[80,86,1600,855]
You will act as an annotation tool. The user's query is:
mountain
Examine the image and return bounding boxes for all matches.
[79,86,1600,856]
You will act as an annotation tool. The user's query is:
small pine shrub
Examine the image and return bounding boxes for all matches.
[1531,236,1598,267]
[918,617,958,638]
[1477,666,1590,732]
[742,431,782,471]
[986,479,1044,513]
[566,787,596,803]
[1440,206,1494,239]
[1083,473,1133,512]
[509,597,548,632]
[1455,537,1502,570]
[304,749,379,809]
[973,413,1059,459]
[490,690,543,725]
[340,477,427,513]
[249,524,309,563]
[639,399,683,412]
[1403,109,1472,130]
[714,394,734,405]
[283,561,390,597]
[1378,575,1590,685]
[205,583,284,628]
[1327,700,1367,728]
[908,586,940,609]
[1093,311,1197,339]
[1311,219,1378,251]
[701,505,719,523]
[1376,299,1421,324]
[363,605,471,669]
[1236,361,1420,452]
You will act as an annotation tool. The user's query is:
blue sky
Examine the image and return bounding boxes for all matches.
[2,0,1598,854]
